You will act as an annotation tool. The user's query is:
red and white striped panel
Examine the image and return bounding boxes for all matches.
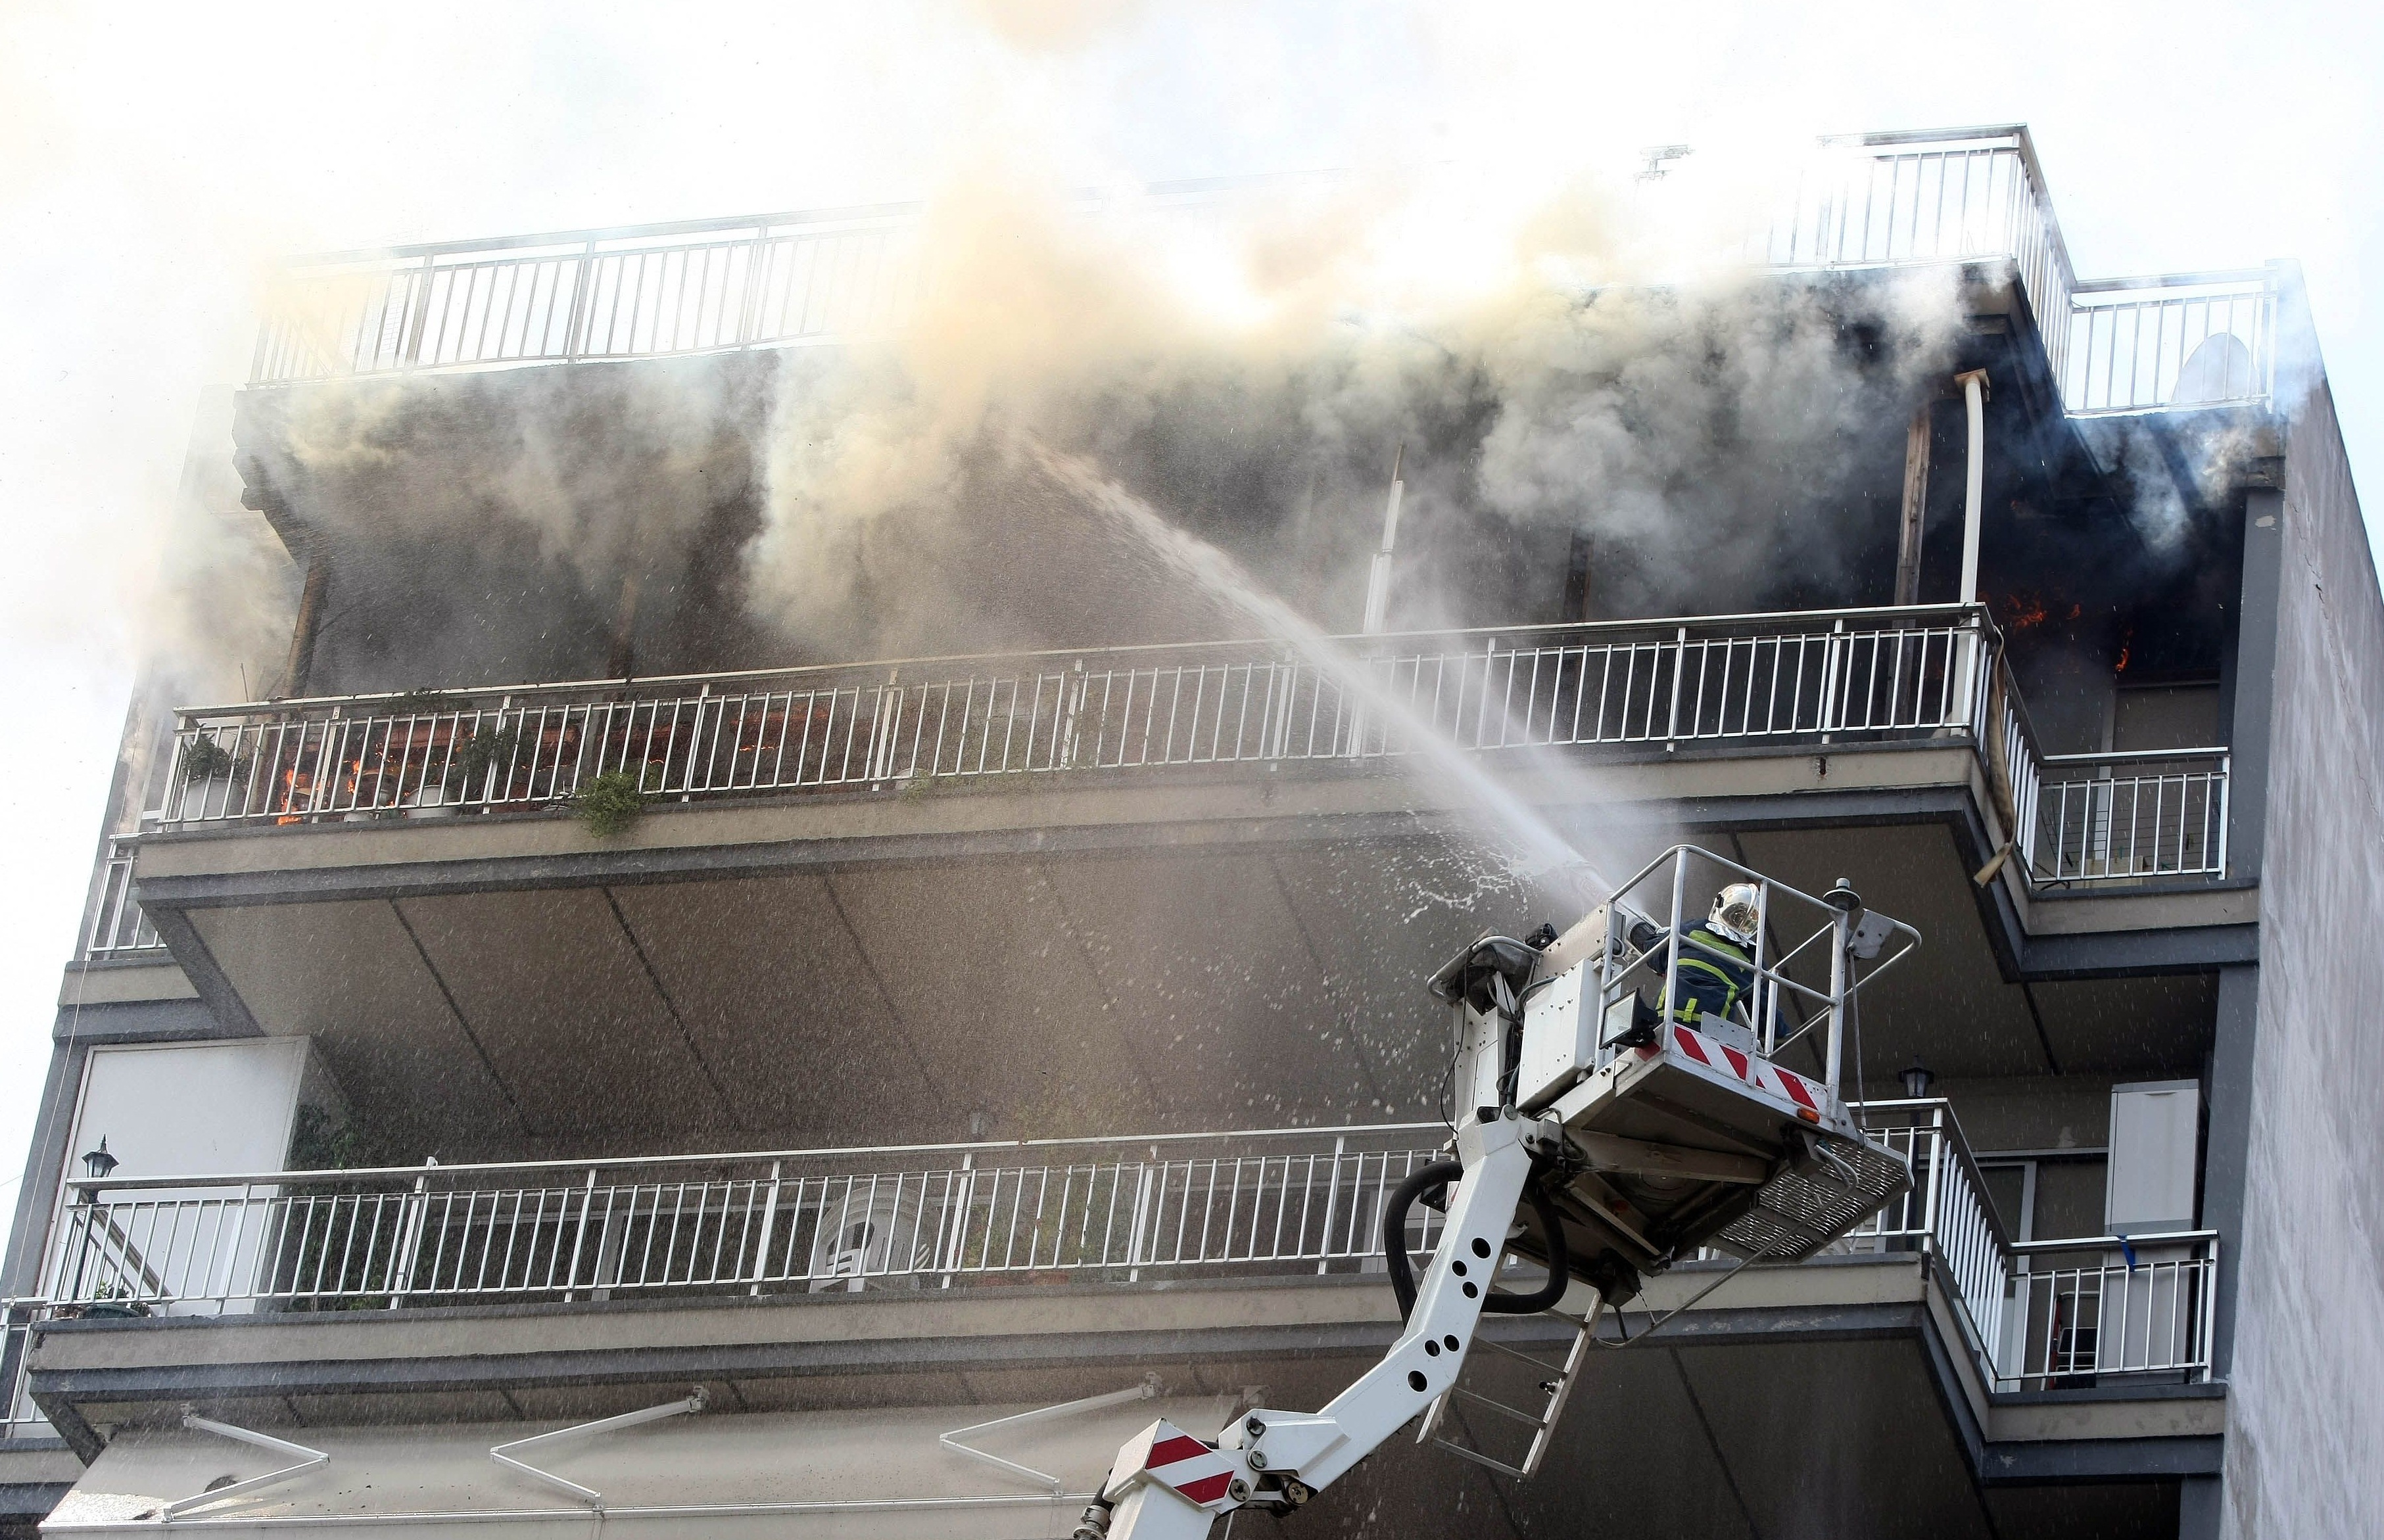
[1130,1422,1239,1510]
[1668,1023,1829,1120]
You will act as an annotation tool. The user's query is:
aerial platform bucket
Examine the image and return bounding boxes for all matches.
[1431,845,1922,1288]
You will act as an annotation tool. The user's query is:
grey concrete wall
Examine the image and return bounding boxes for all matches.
[2220,376,2384,1540]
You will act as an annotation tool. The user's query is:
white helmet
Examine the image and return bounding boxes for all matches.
[1708,883,1761,946]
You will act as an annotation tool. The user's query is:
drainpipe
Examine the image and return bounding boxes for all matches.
[1360,443,1405,635]
[1955,369,1991,605]
[1951,367,2006,880]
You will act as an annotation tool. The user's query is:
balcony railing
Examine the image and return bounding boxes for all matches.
[145,607,2227,888]
[251,205,925,383]
[43,1126,1444,1311]
[32,1108,2214,1396]
[2030,749,2231,882]
[1767,128,2279,417]
[1991,678,2231,884]
[156,607,1989,827]
[1770,130,2078,383]
[1839,1100,2215,1390]
[2064,272,2277,415]
[245,179,1268,384]
[80,838,164,959]
[249,130,2278,420]
[1,1301,47,1441]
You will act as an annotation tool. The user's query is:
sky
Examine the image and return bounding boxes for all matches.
[3,0,2380,1223]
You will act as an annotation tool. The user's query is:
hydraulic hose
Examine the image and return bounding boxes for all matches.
[1383,1159,1571,1322]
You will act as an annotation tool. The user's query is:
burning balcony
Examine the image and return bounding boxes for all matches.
[147,606,2230,890]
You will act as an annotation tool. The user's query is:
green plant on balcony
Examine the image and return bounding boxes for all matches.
[74,1281,154,1319]
[450,724,519,794]
[573,769,648,837]
[179,736,239,784]
[384,687,448,716]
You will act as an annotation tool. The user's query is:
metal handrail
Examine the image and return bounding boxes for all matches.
[153,607,1994,828]
[136,603,2229,888]
[62,1122,1444,1196]
[45,1126,1453,1311]
[1,1300,51,1441]
[246,128,2277,417]
[2031,747,2231,883]
[32,1109,2215,1393]
[1771,126,2277,416]
[80,837,164,958]
[175,605,1990,721]
[248,175,1328,383]
[2036,745,2230,765]
[1842,1098,2217,1390]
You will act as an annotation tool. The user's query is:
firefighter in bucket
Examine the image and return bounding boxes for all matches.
[1618,882,1761,1042]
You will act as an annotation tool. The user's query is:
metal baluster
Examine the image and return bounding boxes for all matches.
[750,1162,783,1295]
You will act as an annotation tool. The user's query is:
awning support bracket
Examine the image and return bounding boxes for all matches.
[162,1407,331,1521]
[938,1374,1161,1491]
[489,1388,707,1510]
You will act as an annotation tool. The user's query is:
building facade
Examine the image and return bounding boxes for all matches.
[3,126,2378,1539]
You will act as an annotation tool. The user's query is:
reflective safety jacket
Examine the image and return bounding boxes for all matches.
[1629,920,1757,1025]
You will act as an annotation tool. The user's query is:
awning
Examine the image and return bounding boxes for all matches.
[44,1388,1233,1539]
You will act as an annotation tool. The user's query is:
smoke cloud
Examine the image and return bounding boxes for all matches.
[742,154,1967,663]
[11,1,2362,1177]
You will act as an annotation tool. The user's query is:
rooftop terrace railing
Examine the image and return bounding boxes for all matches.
[246,178,1266,383]
[1770,129,2079,379]
[1765,128,2279,417]
[249,129,2281,418]
[2064,271,2278,415]
[31,1108,2213,1395]
[250,204,925,383]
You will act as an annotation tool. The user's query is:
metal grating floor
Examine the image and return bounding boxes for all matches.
[1713,1135,1913,1263]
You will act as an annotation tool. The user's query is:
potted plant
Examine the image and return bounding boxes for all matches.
[406,748,458,817]
[450,724,519,807]
[176,735,243,819]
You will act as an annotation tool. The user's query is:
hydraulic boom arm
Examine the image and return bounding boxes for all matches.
[1074,849,1919,1540]
[1082,1113,1537,1539]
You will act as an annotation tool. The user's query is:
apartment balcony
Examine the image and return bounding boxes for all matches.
[10,1106,2220,1531]
[250,128,2283,427]
[141,604,2232,887]
[105,604,2247,1159]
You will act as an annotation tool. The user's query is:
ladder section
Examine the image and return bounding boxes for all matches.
[1416,1306,1600,1480]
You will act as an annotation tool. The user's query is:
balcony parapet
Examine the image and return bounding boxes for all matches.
[32,1104,2212,1399]
[249,128,2279,419]
[1771,128,2279,417]
[145,605,2227,893]
[78,839,164,961]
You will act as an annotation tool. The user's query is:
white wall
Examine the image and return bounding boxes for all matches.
[64,1037,310,1185]
[44,1037,313,1311]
